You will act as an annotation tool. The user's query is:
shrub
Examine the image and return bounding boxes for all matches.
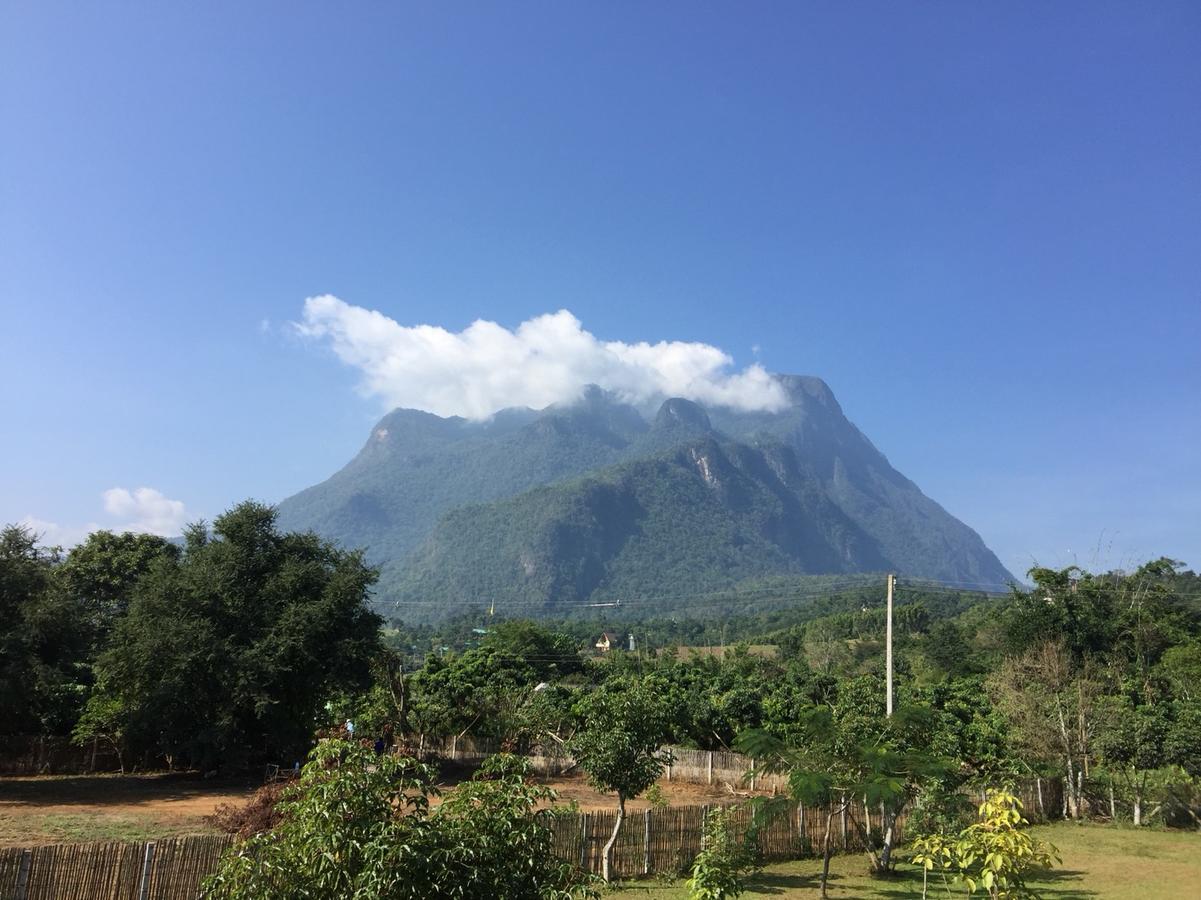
[202,740,593,899]
[911,789,1059,900]
[686,807,759,900]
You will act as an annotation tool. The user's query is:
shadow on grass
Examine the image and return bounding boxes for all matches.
[1031,868,1097,899]
[743,869,821,893]
[868,867,1096,900]
[0,773,255,809]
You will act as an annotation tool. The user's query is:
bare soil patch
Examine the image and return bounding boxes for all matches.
[523,773,767,812]
[0,766,771,846]
[0,772,256,846]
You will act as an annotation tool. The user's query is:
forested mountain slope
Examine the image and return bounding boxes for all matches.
[277,376,1012,616]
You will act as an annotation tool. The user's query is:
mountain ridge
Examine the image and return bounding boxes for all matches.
[276,375,1013,617]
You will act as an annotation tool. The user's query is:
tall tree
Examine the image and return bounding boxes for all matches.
[0,525,87,734]
[59,530,178,649]
[569,677,672,883]
[81,502,382,769]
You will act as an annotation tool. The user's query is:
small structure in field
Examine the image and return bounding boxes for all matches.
[594,631,621,653]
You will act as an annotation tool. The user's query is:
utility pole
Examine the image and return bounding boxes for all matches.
[880,573,898,872]
[885,573,895,718]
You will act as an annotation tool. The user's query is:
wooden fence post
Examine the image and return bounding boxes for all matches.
[137,842,156,900]
[14,848,31,900]
[451,735,457,761]
[579,814,588,869]
[1036,777,1044,820]
[840,801,848,850]
[707,751,713,785]
[749,759,756,791]
[643,809,652,875]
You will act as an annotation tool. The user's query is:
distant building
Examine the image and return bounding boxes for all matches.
[595,631,621,653]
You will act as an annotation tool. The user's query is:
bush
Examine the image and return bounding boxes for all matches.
[911,789,1059,900]
[686,807,759,900]
[202,740,593,899]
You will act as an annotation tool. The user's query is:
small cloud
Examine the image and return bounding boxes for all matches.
[102,487,188,536]
[259,317,272,334]
[294,296,790,419]
[16,516,100,548]
[18,487,189,549]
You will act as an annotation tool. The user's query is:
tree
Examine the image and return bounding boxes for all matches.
[0,524,88,735]
[82,501,383,769]
[204,740,589,899]
[569,678,672,883]
[987,641,1101,818]
[58,530,178,648]
[1095,696,1169,825]
[737,698,951,898]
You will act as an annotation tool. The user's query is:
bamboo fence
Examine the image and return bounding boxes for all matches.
[0,836,232,900]
[0,780,1061,898]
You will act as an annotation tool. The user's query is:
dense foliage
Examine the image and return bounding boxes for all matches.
[203,741,590,899]
[2,503,383,770]
[2,503,1198,841]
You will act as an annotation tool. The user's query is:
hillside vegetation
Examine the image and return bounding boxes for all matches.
[277,376,1012,619]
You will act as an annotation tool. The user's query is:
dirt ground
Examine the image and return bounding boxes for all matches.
[0,769,766,847]
[0,772,257,846]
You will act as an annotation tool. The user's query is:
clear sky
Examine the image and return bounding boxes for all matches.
[3,2,1198,579]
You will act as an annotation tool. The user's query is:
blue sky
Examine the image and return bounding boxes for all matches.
[2,2,1198,579]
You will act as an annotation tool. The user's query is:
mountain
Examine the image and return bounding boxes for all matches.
[276,376,1013,618]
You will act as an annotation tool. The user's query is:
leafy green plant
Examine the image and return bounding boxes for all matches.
[646,783,669,809]
[569,678,672,883]
[686,807,759,900]
[911,789,1059,900]
[202,739,592,899]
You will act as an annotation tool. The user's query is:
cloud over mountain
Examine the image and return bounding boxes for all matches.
[295,295,789,419]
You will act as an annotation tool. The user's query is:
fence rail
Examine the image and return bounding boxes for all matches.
[414,735,793,792]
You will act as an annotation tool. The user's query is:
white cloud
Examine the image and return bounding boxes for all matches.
[18,488,190,548]
[102,487,188,536]
[16,516,99,548]
[295,296,790,419]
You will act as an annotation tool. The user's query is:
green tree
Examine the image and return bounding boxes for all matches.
[58,530,178,648]
[1095,696,1169,825]
[82,502,382,769]
[569,678,672,883]
[737,699,950,897]
[0,524,88,734]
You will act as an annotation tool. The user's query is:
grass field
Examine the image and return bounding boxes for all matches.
[607,823,1201,900]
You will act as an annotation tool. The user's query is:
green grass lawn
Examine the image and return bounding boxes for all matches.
[607,823,1201,900]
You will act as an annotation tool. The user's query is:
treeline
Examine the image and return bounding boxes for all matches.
[4,504,1200,831]
[1,502,382,770]
[379,577,980,662]
[366,561,1201,829]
